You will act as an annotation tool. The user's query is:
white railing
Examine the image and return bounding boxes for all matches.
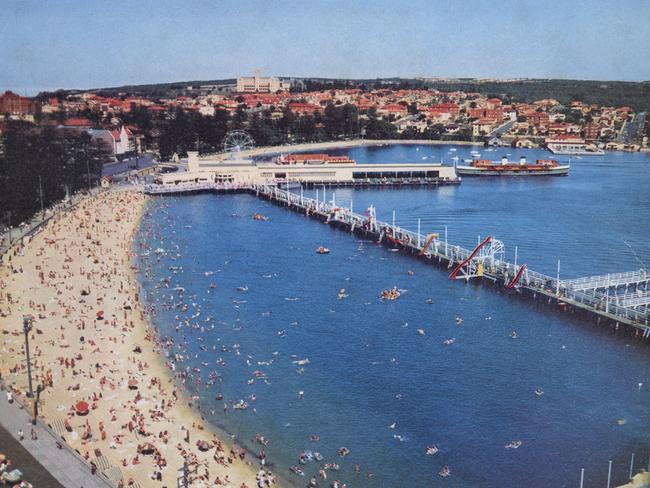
[254,184,649,327]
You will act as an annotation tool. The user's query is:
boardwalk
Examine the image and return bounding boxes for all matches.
[0,389,112,488]
[142,181,649,334]
[251,184,649,334]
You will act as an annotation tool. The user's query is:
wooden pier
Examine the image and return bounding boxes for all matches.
[252,184,649,335]
[142,181,649,336]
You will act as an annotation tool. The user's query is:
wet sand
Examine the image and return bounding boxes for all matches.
[0,188,270,487]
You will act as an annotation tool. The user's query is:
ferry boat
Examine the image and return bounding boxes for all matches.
[455,156,569,176]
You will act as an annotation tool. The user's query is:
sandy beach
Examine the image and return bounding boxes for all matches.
[0,188,271,487]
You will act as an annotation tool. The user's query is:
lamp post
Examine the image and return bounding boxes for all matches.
[22,315,34,398]
[23,315,37,424]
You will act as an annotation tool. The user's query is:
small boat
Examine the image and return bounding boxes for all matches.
[443,338,455,345]
[535,388,544,396]
[510,331,518,339]
[236,285,248,292]
[426,445,439,455]
[252,213,269,221]
[209,283,217,289]
[505,440,523,449]
[438,465,451,477]
[337,288,349,299]
[316,246,330,254]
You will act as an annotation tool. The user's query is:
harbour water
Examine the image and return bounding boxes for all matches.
[136,144,650,487]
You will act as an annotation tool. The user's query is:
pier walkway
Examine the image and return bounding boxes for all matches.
[142,181,649,335]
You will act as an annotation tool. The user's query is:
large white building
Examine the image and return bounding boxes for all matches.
[236,71,290,93]
[154,151,457,186]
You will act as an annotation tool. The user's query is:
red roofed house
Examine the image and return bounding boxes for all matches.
[584,123,602,141]
[377,104,408,118]
[486,98,502,109]
[468,108,504,122]
[526,112,550,127]
[286,102,322,116]
[427,103,460,119]
[63,118,94,128]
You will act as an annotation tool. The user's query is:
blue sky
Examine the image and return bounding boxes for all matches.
[1,0,649,94]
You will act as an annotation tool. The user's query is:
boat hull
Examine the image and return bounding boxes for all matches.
[455,165,570,176]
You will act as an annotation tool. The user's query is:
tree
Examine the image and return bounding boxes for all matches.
[0,122,111,224]
[364,112,397,139]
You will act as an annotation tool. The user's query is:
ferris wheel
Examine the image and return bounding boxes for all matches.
[222,130,255,156]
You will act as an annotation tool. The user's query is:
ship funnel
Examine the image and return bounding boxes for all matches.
[519,156,526,166]
[501,156,508,165]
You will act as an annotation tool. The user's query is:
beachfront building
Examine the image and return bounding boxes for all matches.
[236,71,291,93]
[85,126,135,161]
[153,151,457,186]
[0,90,40,116]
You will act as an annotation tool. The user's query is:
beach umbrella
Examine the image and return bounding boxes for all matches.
[75,400,90,415]
[128,379,139,390]
[96,310,104,319]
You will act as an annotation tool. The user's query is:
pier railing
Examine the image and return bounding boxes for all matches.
[253,184,649,330]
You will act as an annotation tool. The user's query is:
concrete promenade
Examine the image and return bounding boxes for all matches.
[0,389,112,488]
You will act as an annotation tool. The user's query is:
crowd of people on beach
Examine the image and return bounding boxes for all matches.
[0,189,267,487]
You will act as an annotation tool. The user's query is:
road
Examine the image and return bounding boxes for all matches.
[622,111,646,143]
[488,120,515,137]
[102,153,156,177]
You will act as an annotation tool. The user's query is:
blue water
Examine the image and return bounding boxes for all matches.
[136,144,650,488]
